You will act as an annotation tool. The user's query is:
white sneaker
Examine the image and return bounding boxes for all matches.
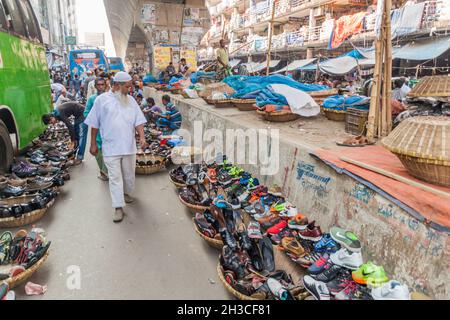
[267,278,289,300]
[302,275,330,300]
[279,205,298,218]
[330,248,363,270]
[371,281,411,300]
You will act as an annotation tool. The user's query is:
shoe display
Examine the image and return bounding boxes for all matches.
[326,269,353,296]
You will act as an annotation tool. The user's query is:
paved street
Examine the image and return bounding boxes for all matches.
[15,154,230,300]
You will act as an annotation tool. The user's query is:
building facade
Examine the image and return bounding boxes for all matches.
[30,0,78,63]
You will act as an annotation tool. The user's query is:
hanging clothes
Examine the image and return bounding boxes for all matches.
[391,2,426,39]
[329,12,367,49]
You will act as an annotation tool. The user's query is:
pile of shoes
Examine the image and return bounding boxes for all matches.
[0,189,58,219]
[176,156,414,300]
[0,281,15,300]
[0,229,51,278]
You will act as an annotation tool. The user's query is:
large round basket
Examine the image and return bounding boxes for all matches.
[0,196,55,228]
[178,194,209,214]
[214,99,234,108]
[217,263,260,301]
[323,109,346,122]
[203,98,216,105]
[169,173,186,189]
[256,110,300,122]
[136,163,166,175]
[231,99,256,111]
[310,89,339,105]
[382,116,450,187]
[5,252,49,289]
[193,218,223,250]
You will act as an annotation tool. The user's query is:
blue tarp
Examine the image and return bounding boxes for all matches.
[143,74,157,84]
[190,71,216,84]
[323,95,370,111]
[223,75,330,107]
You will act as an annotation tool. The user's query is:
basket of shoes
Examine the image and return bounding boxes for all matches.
[231,99,257,111]
[192,212,224,250]
[135,154,168,175]
[178,186,211,213]
[0,190,57,228]
[214,99,235,108]
[256,110,300,122]
[1,229,51,289]
[169,167,187,189]
[382,116,450,187]
[323,109,346,122]
[203,98,216,105]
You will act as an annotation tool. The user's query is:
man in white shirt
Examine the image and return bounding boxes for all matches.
[84,72,148,223]
[55,89,71,107]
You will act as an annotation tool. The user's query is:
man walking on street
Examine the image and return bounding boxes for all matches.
[84,72,148,223]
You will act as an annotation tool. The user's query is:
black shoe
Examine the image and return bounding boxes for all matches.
[228,193,241,210]
[237,225,252,251]
[0,185,25,198]
[0,206,12,218]
[220,228,238,251]
[223,209,236,234]
[221,246,247,279]
[10,205,24,218]
[246,239,264,272]
[312,263,343,283]
[260,236,275,273]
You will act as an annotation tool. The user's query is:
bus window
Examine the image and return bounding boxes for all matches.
[1,0,26,37]
[16,0,41,42]
[0,2,7,30]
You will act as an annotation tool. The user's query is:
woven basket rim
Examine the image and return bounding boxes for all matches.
[384,148,450,166]
[0,199,54,228]
[257,110,294,116]
[169,174,186,188]
[6,251,49,289]
[178,194,209,211]
[216,262,260,301]
[323,108,346,114]
[231,98,256,103]
[192,218,224,248]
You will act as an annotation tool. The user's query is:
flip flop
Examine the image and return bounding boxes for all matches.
[260,236,275,273]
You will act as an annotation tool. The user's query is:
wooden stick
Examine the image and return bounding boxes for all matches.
[381,5,388,137]
[367,32,383,139]
[266,0,277,76]
[385,0,393,134]
[340,157,450,200]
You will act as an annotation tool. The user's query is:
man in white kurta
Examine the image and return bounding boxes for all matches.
[85,72,148,223]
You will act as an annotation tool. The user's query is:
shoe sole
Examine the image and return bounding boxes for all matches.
[299,234,322,242]
[288,225,307,231]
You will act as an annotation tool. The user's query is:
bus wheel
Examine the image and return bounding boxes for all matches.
[0,120,14,174]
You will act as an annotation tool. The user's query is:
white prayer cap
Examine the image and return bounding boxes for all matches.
[114,71,132,83]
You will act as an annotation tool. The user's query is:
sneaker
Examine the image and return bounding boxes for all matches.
[113,208,125,223]
[281,237,305,257]
[371,281,411,300]
[330,248,363,270]
[302,275,331,300]
[335,281,373,300]
[308,254,330,275]
[247,222,263,239]
[220,228,238,251]
[352,262,389,287]
[314,234,340,254]
[270,228,293,245]
[326,270,353,296]
[267,220,287,236]
[237,224,252,251]
[213,195,230,209]
[313,263,343,283]
[194,213,216,238]
[288,215,309,231]
[298,221,323,242]
[330,227,362,253]
[267,278,292,300]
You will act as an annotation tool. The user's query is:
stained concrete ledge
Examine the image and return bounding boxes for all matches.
[150,89,449,299]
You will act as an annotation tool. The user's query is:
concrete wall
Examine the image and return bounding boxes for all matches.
[150,90,449,299]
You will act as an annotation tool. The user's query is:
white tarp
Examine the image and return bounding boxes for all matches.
[270,84,320,118]
[246,60,281,73]
[318,56,359,75]
[229,59,242,68]
[273,58,317,74]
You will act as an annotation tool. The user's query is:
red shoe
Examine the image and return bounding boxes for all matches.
[298,221,323,242]
[267,220,287,235]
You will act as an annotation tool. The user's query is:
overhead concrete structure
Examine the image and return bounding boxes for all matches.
[104,0,209,65]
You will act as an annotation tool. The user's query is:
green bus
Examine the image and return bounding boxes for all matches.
[0,0,51,173]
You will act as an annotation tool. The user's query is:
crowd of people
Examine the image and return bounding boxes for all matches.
[45,65,183,223]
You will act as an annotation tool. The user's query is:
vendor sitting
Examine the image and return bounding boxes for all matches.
[142,98,162,123]
[156,95,182,133]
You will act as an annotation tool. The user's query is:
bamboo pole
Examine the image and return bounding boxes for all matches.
[340,157,450,200]
[367,32,383,139]
[266,0,277,76]
[381,2,389,137]
[384,0,393,134]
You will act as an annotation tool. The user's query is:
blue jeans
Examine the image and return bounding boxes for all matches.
[75,121,88,160]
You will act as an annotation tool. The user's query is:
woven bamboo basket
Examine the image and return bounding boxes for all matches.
[256,110,300,122]
[214,99,235,108]
[231,99,257,111]
[0,196,55,228]
[136,163,167,175]
[5,252,49,289]
[382,116,450,187]
[192,218,223,249]
[178,194,209,213]
[203,98,216,105]
[217,263,260,301]
[407,76,450,98]
[323,109,346,122]
[169,172,186,189]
